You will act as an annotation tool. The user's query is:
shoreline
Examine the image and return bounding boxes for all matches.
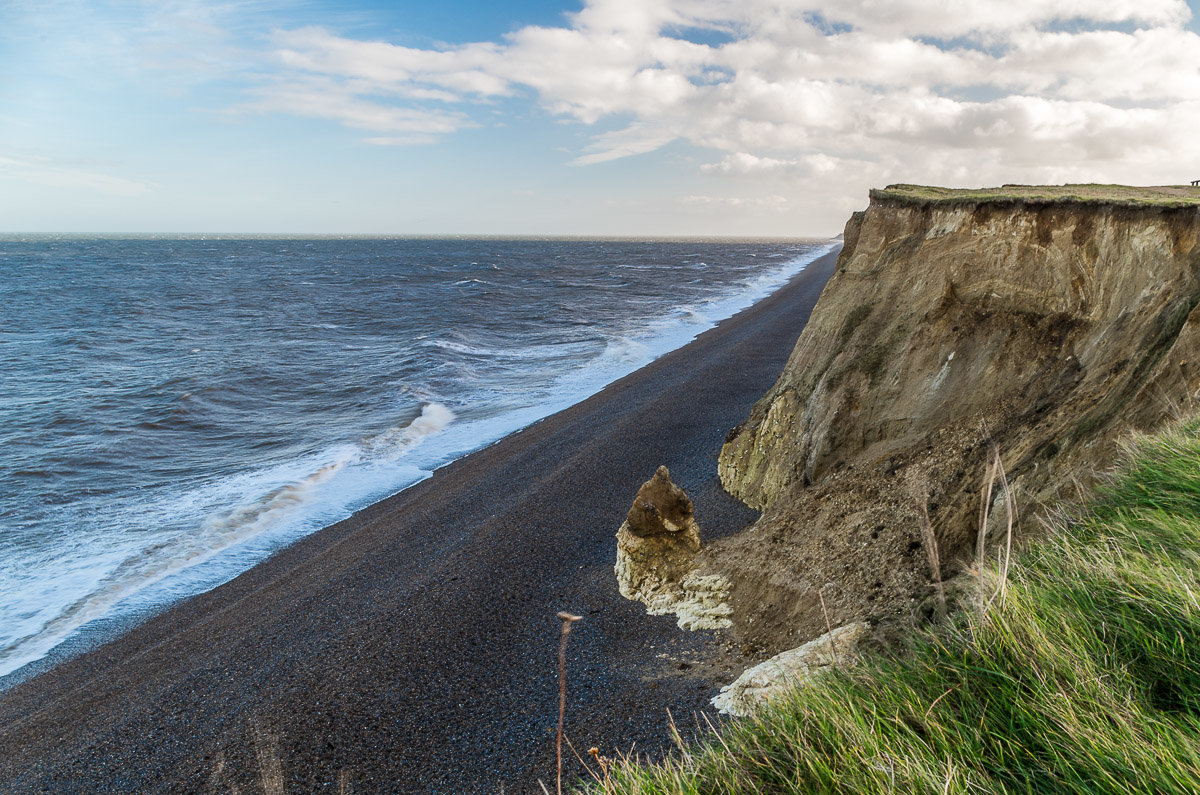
[0,240,834,687]
[0,247,839,793]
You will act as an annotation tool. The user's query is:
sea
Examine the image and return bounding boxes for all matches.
[0,236,832,680]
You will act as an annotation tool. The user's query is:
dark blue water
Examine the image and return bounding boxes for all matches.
[0,236,830,677]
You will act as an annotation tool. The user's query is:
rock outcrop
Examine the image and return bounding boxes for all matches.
[713,185,1200,652]
[711,621,870,716]
[615,466,731,630]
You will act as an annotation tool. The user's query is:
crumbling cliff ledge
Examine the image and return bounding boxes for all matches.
[711,183,1200,653]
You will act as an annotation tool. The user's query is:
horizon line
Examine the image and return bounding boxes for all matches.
[0,232,840,241]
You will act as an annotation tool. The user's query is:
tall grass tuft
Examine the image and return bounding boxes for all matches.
[588,420,1200,793]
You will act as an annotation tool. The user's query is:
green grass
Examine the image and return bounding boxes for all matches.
[584,420,1200,793]
[871,183,1200,208]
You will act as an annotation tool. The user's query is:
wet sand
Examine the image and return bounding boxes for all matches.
[0,248,838,793]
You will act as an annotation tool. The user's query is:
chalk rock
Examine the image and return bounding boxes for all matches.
[711,621,870,716]
[616,466,729,629]
[673,572,733,631]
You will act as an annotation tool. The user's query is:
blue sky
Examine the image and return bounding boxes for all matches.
[3,0,1200,235]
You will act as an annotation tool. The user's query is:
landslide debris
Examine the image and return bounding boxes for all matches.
[715,186,1200,652]
[615,466,732,630]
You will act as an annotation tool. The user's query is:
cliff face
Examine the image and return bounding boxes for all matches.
[713,189,1200,651]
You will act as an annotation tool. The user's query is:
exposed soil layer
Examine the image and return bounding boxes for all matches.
[0,251,839,794]
[716,198,1200,653]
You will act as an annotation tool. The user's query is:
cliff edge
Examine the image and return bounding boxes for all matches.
[713,184,1200,651]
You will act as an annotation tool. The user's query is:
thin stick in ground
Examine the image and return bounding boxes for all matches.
[556,611,582,795]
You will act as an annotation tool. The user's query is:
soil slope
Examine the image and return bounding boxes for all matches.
[714,186,1200,652]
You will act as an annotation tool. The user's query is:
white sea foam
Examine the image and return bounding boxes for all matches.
[0,405,455,678]
[0,241,836,682]
[372,241,837,481]
[595,336,650,366]
[365,403,456,460]
[423,338,495,357]
[424,337,591,362]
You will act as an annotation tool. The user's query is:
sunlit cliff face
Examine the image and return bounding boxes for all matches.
[715,194,1200,650]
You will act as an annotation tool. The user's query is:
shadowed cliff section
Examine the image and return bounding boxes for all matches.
[713,184,1200,652]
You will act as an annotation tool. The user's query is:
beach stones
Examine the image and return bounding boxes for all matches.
[615,467,732,630]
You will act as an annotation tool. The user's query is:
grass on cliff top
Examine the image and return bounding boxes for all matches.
[584,421,1200,793]
[873,183,1200,208]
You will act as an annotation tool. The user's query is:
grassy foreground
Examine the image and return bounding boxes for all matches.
[585,422,1200,793]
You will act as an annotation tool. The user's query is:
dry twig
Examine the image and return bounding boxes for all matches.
[556,611,583,795]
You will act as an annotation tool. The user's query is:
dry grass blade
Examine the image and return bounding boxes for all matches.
[994,451,1018,603]
[907,468,946,618]
[666,708,693,763]
[976,443,1019,611]
[564,736,615,795]
[818,587,839,664]
[974,445,1001,616]
[924,686,958,718]
[700,711,734,756]
[977,450,999,571]
[975,426,1022,612]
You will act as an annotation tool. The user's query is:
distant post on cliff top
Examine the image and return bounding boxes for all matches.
[1192,179,1200,186]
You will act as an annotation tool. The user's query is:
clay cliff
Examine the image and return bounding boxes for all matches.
[712,184,1200,652]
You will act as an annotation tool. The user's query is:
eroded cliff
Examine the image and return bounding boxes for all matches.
[713,184,1200,651]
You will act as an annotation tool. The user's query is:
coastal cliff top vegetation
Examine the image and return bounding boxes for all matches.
[587,420,1200,793]
[873,183,1200,208]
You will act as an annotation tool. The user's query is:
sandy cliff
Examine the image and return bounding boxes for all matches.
[713,185,1200,651]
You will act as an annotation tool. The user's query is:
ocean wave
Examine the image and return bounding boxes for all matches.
[0,237,836,682]
[422,338,496,357]
[423,337,592,363]
[594,336,650,367]
[0,402,458,678]
[363,403,456,461]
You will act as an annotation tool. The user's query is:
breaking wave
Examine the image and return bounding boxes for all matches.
[0,236,834,682]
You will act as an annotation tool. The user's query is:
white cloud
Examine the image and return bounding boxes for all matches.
[701,152,840,175]
[275,27,511,98]
[684,193,791,209]
[571,123,679,164]
[0,155,153,196]
[252,0,1200,223]
[243,76,475,140]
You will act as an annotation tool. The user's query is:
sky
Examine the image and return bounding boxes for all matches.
[2,0,1200,236]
